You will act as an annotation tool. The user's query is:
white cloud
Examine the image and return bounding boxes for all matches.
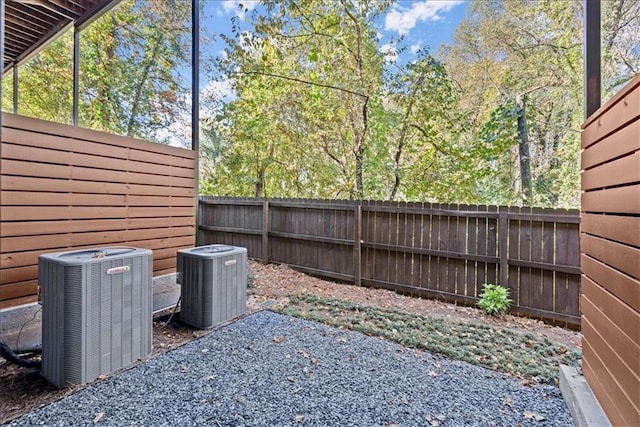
[221,0,260,17]
[202,78,235,103]
[385,1,464,35]
[379,43,398,63]
[410,42,422,54]
[156,78,237,148]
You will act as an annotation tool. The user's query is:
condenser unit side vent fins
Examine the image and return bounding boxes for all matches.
[177,245,247,329]
[40,247,152,388]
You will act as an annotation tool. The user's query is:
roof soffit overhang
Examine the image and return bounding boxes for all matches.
[3,0,121,74]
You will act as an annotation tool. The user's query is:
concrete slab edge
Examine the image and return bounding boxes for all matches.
[559,364,611,427]
[1,274,181,350]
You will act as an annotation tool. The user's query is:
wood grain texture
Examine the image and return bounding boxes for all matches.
[582,185,640,214]
[580,74,640,427]
[582,119,640,170]
[581,151,640,190]
[582,341,638,427]
[3,113,196,160]
[581,213,640,247]
[582,276,639,345]
[0,113,196,307]
[0,295,38,310]
[581,234,640,281]
[0,176,196,196]
[582,256,640,312]
[582,74,640,147]
[1,217,195,238]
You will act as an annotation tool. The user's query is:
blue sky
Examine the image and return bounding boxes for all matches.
[380,0,468,56]
[203,0,468,60]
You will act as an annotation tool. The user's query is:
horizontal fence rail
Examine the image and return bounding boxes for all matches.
[199,197,581,328]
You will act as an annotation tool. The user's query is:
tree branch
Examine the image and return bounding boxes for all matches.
[236,70,368,99]
[410,123,458,158]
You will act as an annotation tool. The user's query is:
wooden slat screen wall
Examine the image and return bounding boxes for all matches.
[580,74,640,427]
[0,113,197,309]
[199,197,581,327]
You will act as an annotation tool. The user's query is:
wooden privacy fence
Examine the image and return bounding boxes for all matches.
[580,74,639,426]
[199,197,581,327]
[0,113,197,309]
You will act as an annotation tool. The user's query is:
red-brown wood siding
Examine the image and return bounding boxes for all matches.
[581,73,640,427]
[0,113,197,309]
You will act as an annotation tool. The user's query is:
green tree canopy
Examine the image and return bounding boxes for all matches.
[3,0,192,146]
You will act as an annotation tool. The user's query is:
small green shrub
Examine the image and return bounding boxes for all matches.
[477,284,512,316]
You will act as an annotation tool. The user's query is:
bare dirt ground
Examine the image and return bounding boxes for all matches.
[0,260,582,424]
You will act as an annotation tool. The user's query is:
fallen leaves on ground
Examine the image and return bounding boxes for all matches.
[523,410,546,421]
[93,412,105,423]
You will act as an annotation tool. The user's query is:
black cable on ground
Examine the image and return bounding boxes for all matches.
[0,339,41,369]
[162,296,182,328]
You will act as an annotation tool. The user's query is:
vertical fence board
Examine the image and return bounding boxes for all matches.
[406,202,419,290]
[430,205,442,293]
[393,202,405,289]
[271,206,282,263]
[455,205,468,296]
[309,206,319,270]
[520,207,534,309]
[362,200,375,284]
[354,205,362,286]
[558,220,581,318]
[476,205,488,289]
[388,203,400,288]
[439,205,451,295]
[371,203,385,285]
[540,213,555,313]
[487,206,499,285]
[262,201,269,263]
[507,208,521,305]
[466,205,479,297]
[566,223,581,318]
[556,220,572,317]
[528,211,543,311]
[418,203,429,291]
[341,206,354,277]
[446,205,458,296]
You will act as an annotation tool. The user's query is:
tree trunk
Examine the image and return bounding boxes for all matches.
[255,168,265,198]
[127,34,163,137]
[341,0,367,201]
[516,94,532,205]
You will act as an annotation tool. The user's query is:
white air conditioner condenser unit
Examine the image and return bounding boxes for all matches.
[39,247,153,388]
[177,245,247,329]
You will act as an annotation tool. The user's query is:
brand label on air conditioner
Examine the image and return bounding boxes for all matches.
[107,265,130,275]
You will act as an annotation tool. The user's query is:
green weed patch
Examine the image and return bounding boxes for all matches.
[276,294,581,384]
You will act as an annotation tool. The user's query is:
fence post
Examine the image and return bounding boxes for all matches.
[195,196,202,246]
[499,206,509,287]
[354,203,362,286]
[262,199,269,264]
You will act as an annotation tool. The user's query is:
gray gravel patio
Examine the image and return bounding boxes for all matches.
[8,310,573,426]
